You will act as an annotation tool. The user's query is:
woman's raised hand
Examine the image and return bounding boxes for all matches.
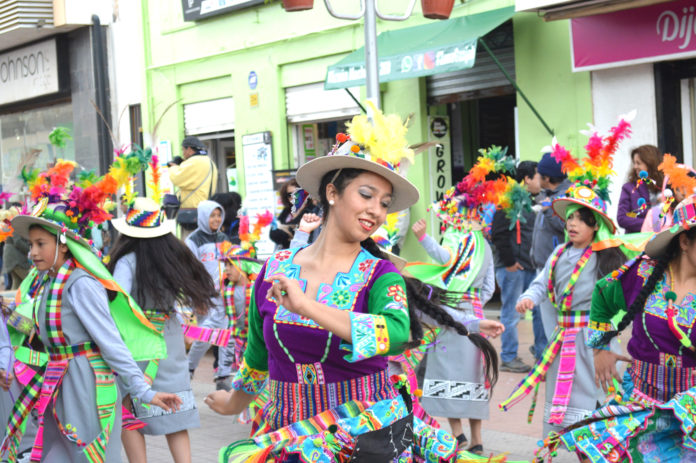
[265,274,309,316]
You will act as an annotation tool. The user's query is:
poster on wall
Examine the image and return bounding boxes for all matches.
[428,116,452,240]
[242,131,275,256]
[181,0,264,21]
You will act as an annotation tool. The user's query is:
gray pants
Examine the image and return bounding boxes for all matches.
[187,307,234,379]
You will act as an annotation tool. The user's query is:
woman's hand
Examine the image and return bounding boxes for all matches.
[204,390,235,415]
[594,349,632,392]
[0,370,13,391]
[149,392,182,412]
[411,219,427,240]
[298,213,322,234]
[478,320,504,338]
[515,298,534,314]
[265,274,309,316]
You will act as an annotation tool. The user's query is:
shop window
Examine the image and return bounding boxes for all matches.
[291,118,350,167]
[0,102,74,195]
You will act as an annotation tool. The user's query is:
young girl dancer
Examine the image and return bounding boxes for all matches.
[500,118,630,439]
[110,194,217,463]
[1,158,181,462]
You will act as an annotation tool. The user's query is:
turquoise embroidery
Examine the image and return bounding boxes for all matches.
[644,264,696,328]
[265,246,379,329]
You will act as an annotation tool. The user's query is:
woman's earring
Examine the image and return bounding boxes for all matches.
[329,200,335,206]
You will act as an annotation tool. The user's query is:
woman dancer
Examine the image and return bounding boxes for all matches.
[204,106,507,462]
[110,195,217,463]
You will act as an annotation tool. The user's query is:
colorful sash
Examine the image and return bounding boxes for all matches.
[500,243,593,424]
[181,323,232,347]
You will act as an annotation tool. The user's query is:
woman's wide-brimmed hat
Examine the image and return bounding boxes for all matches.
[112,197,175,239]
[645,196,696,258]
[552,185,617,233]
[296,103,419,213]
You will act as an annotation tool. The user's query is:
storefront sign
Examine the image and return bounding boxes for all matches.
[242,132,275,256]
[181,0,264,21]
[0,40,60,105]
[326,41,476,89]
[571,0,696,71]
[428,116,451,238]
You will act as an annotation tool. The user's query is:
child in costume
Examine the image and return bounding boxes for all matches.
[500,118,630,440]
[109,183,218,462]
[407,147,517,455]
[203,105,511,462]
[218,238,264,374]
[641,154,696,233]
[0,156,181,462]
[185,200,233,390]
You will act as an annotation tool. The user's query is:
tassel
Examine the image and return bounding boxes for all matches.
[527,383,540,424]
[516,219,521,245]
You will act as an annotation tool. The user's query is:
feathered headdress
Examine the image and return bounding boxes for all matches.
[659,154,696,199]
[237,210,274,258]
[430,146,513,232]
[371,211,405,252]
[110,146,153,207]
[550,112,633,202]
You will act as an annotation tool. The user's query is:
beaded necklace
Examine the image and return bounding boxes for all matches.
[546,243,593,312]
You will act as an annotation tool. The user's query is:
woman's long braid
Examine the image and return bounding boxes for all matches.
[405,277,499,389]
[599,246,674,346]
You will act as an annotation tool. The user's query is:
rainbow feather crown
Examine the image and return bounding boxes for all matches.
[550,112,634,203]
[13,145,152,245]
[371,211,405,252]
[219,210,274,261]
[430,146,515,232]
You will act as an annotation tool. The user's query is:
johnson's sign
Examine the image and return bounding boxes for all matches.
[571,0,696,71]
[0,40,60,105]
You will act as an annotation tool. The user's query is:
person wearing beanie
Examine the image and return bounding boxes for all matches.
[530,152,572,272]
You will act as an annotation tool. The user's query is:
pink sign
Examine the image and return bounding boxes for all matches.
[571,0,696,71]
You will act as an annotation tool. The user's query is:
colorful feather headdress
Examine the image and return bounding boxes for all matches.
[550,112,634,203]
[430,146,514,232]
[12,139,152,247]
[109,146,154,207]
[233,210,274,259]
[659,154,696,199]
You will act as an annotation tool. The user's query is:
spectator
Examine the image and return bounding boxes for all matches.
[617,145,662,232]
[168,136,218,238]
[3,235,30,290]
[269,180,321,250]
[530,153,572,271]
[211,192,243,243]
[492,161,543,372]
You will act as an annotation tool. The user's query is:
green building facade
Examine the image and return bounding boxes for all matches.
[141,0,592,259]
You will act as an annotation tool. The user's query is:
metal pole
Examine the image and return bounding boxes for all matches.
[363,0,380,109]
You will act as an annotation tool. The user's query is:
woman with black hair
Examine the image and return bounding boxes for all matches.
[204,108,505,462]
[109,197,218,463]
[542,195,696,461]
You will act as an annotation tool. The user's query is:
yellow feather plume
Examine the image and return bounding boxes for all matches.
[346,101,414,166]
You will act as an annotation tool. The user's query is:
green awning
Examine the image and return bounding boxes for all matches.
[325,6,515,90]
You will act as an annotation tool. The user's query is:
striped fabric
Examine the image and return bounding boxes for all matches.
[181,323,232,347]
[260,369,396,432]
[500,310,589,424]
[630,358,696,404]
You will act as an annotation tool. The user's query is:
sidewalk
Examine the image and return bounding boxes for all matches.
[124,316,580,462]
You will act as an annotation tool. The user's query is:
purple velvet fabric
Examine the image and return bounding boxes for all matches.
[622,260,696,368]
[254,256,399,383]
[616,181,651,232]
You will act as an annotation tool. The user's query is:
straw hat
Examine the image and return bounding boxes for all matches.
[12,198,92,248]
[296,103,419,213]
[112,197,175,239]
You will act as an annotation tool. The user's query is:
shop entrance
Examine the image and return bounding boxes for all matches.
[198,133,236,193]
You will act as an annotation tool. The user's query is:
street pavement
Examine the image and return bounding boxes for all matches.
[123,312,581,462]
